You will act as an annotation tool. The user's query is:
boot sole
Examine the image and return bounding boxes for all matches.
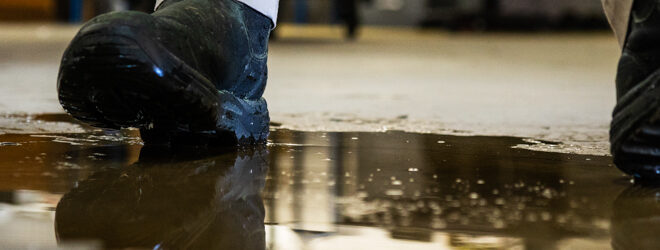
[58,23,269,145]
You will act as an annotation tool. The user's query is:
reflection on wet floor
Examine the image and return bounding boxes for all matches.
[0,116,653,249]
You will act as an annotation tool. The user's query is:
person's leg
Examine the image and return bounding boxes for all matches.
[58,0,279,145]
[338,0,359,39]
[602,0,634,48]
[605,0,660,180]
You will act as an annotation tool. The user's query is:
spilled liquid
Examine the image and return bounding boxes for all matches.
[0,115,653,249]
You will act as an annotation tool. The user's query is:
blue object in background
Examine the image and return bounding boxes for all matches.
[69,0,83,23]
[294,0,308,23]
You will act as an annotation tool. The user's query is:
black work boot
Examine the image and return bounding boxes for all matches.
[611,0,660,180]
[57,0,272,145]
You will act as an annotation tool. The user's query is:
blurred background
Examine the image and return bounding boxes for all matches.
[0,0,607,30]
[0,0,609,34]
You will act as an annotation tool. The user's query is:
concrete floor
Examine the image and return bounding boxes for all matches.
[0,23,621,154]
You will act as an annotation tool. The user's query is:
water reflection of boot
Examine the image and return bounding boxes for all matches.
[611,185,660,250]
[58,0,272,145]
[55,146,269,249]
[610,0,660,180]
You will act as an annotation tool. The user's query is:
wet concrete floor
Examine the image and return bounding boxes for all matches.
[0,114,653,249]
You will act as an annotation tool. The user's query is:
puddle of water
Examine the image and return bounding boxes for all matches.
[0,116,644,250]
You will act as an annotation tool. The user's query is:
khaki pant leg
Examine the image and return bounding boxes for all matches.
[602,0,634,48]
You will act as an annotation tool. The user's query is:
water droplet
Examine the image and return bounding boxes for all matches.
[408,168,419,172]
[386,189,403,196]
[477,179,485,185]
[542,188,553,199]
[493,220,505,229]
[526,213,538,222]
[541,212,552,221]
[431,218,447,229]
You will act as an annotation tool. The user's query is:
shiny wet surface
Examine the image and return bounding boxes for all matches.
[0,115,651,249]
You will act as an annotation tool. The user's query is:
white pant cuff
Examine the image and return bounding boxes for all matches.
[155,0,278,26]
